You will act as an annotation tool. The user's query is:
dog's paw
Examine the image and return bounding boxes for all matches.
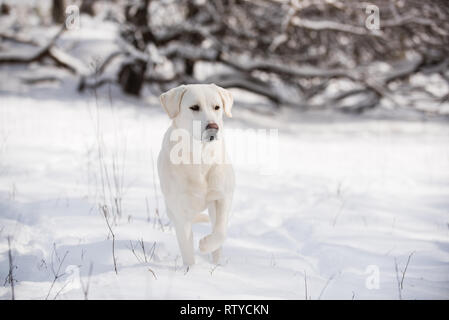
[199,233,225,254]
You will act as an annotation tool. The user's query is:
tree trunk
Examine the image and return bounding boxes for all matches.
[80,0,95,16]
[52,0,66,24]
[118,61,147,96]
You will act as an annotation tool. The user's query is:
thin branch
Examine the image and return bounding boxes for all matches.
[148,241,156,262]
[80,262,94,300]
[394,251,415,300]
[53,280,71,300]
[7,236,15,300]
[150,152,164,231]
[128,240,143,263]
[210,264,220,276]
[394,257,402,300]
[139,238,147,263]
[148,268,157,280]
[101,205,118,274]
[45,245,69,300]
[304,270,308,300]
[318,274,335,300]
[400,252,415,290]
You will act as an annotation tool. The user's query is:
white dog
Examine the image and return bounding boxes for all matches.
[157,83,235,266]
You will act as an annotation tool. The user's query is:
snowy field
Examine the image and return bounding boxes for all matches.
[1,18,449,300]
[1,80,448,300]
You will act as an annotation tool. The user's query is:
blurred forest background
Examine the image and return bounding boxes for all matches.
[1,0,449,116]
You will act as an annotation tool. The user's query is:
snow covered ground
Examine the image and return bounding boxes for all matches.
[0,77,448,300]
[1,16,449,300]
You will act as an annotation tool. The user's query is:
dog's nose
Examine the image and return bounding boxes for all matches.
[206,123,219,130]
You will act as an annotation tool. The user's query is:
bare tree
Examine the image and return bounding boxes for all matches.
[52,0,66,24]
[2,0,448,115]
[75,0,449,116]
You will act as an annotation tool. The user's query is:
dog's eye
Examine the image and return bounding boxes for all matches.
[214,105,220,110]
[189,105,200,111]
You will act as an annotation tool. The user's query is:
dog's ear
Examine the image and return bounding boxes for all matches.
[159,85,187,119]
[212,84,233,118]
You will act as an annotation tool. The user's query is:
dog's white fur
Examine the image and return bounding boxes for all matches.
[157,83,235,266]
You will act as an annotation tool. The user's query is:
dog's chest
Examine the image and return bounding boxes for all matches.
[168,163,213,213]
[181,163,211,193]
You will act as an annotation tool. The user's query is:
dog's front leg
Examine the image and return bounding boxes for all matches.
[172,215,195,266]
[199,198,230,256]
[206,202,223,264]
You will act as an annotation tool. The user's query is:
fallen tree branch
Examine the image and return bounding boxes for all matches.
[384,55,424,84]
[205,73,284,105]
[219,56,358,81]
[0,26,65,64]
[290,16,382,37]
[338,90,380,114]
[203,72,311,108]
[0,32,39,46]
[48,47,90,75]
[162,43,219,63]
[97,51,123,74]
[0,26,88,75]
[20,75,62,84]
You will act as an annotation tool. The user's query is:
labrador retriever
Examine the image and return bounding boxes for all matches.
[157,83,235,266]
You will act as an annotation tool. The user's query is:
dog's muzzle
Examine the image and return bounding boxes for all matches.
[203,123,219,142]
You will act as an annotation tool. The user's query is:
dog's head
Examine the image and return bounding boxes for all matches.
[160,84,233,142]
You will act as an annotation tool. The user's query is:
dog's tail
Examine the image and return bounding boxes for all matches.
[192,213,210,223]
